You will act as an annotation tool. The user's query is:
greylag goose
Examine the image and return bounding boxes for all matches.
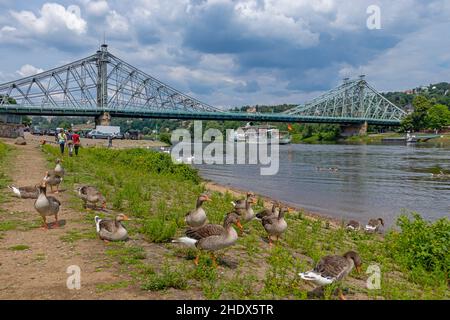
[94,214,130,242]
[185,194,211,227]
[34,182,61,229]
[256,202,280,220]
[43,171,63,194]
[77,185,106,209]
[364,218,384,232]
[234,195,257,223]
[346,220,360,231]
[8,184,39,199]
[231,192,255,210]
[299,250,362,300]
[262,206,290,246]
[173,212,243,267]
[54,158,65,177]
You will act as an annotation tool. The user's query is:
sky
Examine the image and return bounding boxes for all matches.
[0,0,449,109]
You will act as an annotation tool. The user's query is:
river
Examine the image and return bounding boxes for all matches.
[193,142,450,226]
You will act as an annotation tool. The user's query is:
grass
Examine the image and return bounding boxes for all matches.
[96,281,130,293]
[39,144,449,300]
[9,244,30,251]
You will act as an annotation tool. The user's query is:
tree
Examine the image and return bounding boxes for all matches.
[401,95,432,131]
[426,104,450,131]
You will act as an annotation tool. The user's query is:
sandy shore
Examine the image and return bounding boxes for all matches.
[24,132,166,149]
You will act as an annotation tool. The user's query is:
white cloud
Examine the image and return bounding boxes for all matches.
[340,22,450,91]
[16,64,44,77]
[106,10,129,33]
[83,0,109,16]
[10,3,87,36]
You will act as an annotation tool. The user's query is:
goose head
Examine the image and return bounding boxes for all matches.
[115,214,130,222]
[377,218,385,226]
[196,194,211,207]
[38,181,47,195]
[56,158,63,164]
[224,212,243,232]
[278,206,293,218]
[343,251,362,273]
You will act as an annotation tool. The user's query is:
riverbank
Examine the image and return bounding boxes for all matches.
[0,139,448,300]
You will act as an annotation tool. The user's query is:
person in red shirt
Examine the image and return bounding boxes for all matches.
[72,131,81,156]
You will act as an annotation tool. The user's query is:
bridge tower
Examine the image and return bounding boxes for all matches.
[95,44,111,126]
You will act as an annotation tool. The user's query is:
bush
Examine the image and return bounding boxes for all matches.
[385,213,449,277]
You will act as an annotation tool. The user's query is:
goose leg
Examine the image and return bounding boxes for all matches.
[194,255,199,266]
[41,216,48,230]
[55,185,59,194]
[338,288,346,300]
[210,253,218,268]
[53,214,59,228]
[268,236,273,248]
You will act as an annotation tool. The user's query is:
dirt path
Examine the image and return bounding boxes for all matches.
[0,139,155,299]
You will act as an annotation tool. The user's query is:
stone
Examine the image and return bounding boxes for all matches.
[14,136,26,145]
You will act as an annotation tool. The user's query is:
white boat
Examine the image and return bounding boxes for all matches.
[233,124,291,145]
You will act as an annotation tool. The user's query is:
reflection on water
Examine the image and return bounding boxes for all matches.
[193,143,450,226]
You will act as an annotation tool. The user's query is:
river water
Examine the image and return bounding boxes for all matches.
[193,142,450,226]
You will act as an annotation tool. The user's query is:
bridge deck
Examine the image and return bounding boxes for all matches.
[0,105,401,126]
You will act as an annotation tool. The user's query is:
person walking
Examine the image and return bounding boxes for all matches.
[72,130,81,156]
[66,129,74,157]
[57,129,67,155]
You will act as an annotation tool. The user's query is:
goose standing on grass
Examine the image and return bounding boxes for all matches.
[43,171,63,194]
[299,251,362,300]
[8,184,39,199]
[234,194,257,223]
[262,206,290,246]
[77,185,107,210]
[256,202,280,220]
[94,214,130,242]
[364,218,384,233]
[185,194,211,227]
[34,182,61,229]
[345,220,360,231]
[173,212,243,267]
[54,158,65,178]
[231,192,255,210]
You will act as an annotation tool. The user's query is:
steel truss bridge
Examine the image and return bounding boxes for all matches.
[0,45,406,126]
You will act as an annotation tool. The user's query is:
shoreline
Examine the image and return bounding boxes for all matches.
[204,180,346,229]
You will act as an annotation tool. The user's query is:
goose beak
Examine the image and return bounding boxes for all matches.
[102,202,107,209]
[236,221,243,231]
[123,215,131,221]
[356,266,362,273]
[288,208,294,213]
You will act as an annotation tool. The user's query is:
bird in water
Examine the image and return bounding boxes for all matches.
[299,250,362,300]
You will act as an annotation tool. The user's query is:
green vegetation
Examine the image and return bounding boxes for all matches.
[401,95,450,131]
[40,144,449,300]
[9,244,30,251]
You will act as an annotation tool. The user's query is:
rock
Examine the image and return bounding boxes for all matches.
[14,137,26,145]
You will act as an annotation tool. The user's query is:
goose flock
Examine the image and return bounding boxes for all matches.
[7,157,374,299]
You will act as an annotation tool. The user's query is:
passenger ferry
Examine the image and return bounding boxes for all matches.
[233,123,291,145]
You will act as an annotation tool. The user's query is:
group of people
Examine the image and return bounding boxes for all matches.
[55,129,81,156]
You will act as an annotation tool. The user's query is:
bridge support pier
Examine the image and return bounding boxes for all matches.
[95,112,111,126]
[0,114,24,138]
[340,121,368,137]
